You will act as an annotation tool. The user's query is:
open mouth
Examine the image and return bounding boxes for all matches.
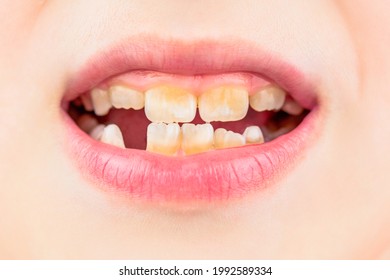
[62,38,320,202]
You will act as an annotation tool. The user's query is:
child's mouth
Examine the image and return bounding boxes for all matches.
[61,37,321,203]
[68,71,308,155]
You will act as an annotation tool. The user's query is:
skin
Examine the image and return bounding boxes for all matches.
[0,0,389,259]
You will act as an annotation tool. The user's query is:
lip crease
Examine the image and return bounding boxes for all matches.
[62,35,321,202]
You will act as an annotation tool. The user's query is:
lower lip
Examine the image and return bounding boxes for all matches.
[62,107,320,202]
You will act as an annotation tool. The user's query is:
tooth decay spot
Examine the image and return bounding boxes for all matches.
[198,86,249,122]
[145,85,196,123]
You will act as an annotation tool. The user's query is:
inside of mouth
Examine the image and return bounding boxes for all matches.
[67,71,309,156]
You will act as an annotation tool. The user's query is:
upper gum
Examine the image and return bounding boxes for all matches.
[100,70,272,96]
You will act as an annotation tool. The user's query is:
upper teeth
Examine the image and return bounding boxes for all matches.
[198,86,249,122]
[109,85,144,110]
[145,85,197,123]
[249,85,286,112]
[87,84,287,122]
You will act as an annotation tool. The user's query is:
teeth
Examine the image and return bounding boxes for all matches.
[243,126,264,144]
[181,124,214,155]
[109,85,144,110]
[214,128,245,149]
[100,124,126,148]
[80,93,94,112]
[146,123,181,155]
[249,85,286,112]
[91,88,112,116]
[89,124,106,140]
[145,86,196,123]
[77,114,99,133]
[198,86,249,122]
[282,98,304,115]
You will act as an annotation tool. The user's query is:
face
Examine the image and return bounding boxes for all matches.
[1,0,389,259]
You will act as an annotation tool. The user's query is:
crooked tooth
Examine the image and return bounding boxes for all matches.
[250,85,286,112]
[282,98,304,115]
[146,123,181,155]
[145,86,196,123]
[199,86,249,122]
[77,114,99,133]
[109,85,144,110]
[243,126,264,144]
[91,88,112,116]
[181,123,214,155]
[100,124,125,148]
[214,128,245,149]
[89,124,106,140]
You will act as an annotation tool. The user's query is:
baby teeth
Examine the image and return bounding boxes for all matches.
[250,85,286,112]
[91,88,112,116]
[81,93,94,112]
[146,123,181,155]
[89,124,106,140]
[145,85,196,123]
[181,124,214,155]
[109,85,144,110]
[282,98,304,115]
[100,124,126,148]
[243,126,264,144]
[214,128,245,149]
[198,86,249,122]
[77,114,99,133]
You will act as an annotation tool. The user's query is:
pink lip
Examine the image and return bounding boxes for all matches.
[62,36,321,202]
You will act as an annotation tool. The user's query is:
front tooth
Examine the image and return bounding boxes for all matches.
[91,88,112,116]
[243,126,264,144]
[100,124,126,148]
[250,85,286,112]
[181,123,214,155]
[214,128,245,149]
[145,86,196,123]
[146,123,181,155]
[198,86,249,122]
[109,85,144,110]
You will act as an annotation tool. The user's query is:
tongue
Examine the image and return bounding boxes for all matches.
[98,108,273,150]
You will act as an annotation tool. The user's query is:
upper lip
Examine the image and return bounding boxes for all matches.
[64,35,318,110]
[62,35,321,203]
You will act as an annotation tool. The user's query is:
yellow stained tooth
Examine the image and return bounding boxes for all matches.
[199,86,249,122]
[181,123,214,155]
[249,85,286,112]
[214,128,245,149]
[146,123,181,156]
[109,85,144,110]
[145,85,196,123]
